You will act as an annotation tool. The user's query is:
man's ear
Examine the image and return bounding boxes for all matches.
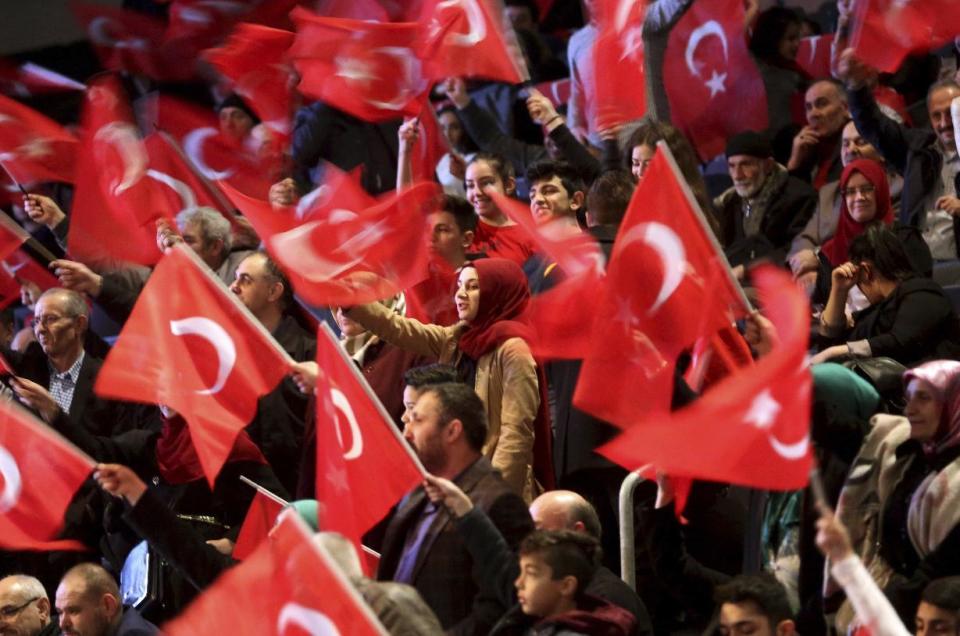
[558,574,579,600]
[74,314,88,335]
[36,597,50,621]
[570,190,585,212]
[775,618,797,635]
[101,593,120,620]
[267,281,284,304]
[461,230,475,250]
[445,418,464,444]
[505,176,517,197]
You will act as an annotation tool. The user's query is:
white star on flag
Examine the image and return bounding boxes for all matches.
[705,70,727,98]
[744,389,781,430]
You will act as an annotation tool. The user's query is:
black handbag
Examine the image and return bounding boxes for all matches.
[841,356,907,411]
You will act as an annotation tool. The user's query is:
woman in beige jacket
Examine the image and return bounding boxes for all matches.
[347,258,549,502]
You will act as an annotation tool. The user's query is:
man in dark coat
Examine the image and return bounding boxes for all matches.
[55,563,158,636]
[377,382,534,635]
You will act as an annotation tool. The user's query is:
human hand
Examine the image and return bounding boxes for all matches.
[94,463,148,506]
[789,126,820,168]
[10,376,60,423]
[449,153,466,180]
[598,125,622,142]
[423,473,473,518]
[810,344,850,365]
[744,311,779,358]
[398,118,420,153]
[290,360,318,394]
[936,196,960,217]
[22,194,66,229]
[269,178,299,209]
[731,264,746,281]
[49,259,103,297]
[441,77,470,109]
[836,49,875,90]
[205,538,235,556]
[526,89,560,127]
[789,249,820,277]
[156,218,183,253]
[815,506,853,562]
[831,261,860,295]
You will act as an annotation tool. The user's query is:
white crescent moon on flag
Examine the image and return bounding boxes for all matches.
[437,0,487,47]
[277,603,341,636]
[183,128,235,181]
[169,317,237,396]
[269,220,365,283]
[367,47,421,111]
[616,222,686,315]
[769,434,810,460]
[331,388,363,461]
[94,122,149,195]
[145,169,197,213]
[684,20,729,77]
[0,445,22,514]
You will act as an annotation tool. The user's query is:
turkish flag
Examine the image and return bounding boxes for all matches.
[266,182,439,307]
[0,93,77,185]
[684,324,755,392]
[0,61,85,98]
[289,9,429,123]
[0,216,27,264]
[164,510,388,636]
[663,0,767,160]
[599,266,812,491]
[0,250,59,311]
[409,106,450,185]
[95,244,295,484]
[202,23,296,137]
[71,2,196,82]
[406,258,459,326]
[796,34,834,79]
[527,268,604,360]
[590,0,647,131]
[851,0,960,73]
[0,400,95,550]
[574,146,749,426]
[314,324,425,542]
[418,0,525,84]
[143,132,235,218]
[232,489,286,561]
[153,95,276,199]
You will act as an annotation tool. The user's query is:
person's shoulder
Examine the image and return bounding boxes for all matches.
[117,607,159,636]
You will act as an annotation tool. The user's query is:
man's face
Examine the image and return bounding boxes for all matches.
[33,294,83,360]
[728,155,770,199]
[403,391,448,473]
[218,106,255,143]
[805,82,848,137]
[229,254,278,319]
[400,385,421,428]
[428,211,468,267]
[179,221,222,269]
[915,600,960,636]
[529,176,580,223]
[0,581,47,636]
[515,553,566,618]
[928,86,960,150]
[55,581,110,636]
[438,111,464,150]
[841,120,883,166]
[718,601,775,636]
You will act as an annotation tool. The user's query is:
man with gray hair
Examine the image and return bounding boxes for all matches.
[5,288,149,436]
[0,574,56,636]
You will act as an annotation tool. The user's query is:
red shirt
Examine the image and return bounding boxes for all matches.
[470,221,538,267]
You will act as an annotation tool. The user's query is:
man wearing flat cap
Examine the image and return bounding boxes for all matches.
[714,130,817,274]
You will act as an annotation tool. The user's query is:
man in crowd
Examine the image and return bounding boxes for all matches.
[786,79,850,188]
[712,574,796,636]
[838,49,960,284]
[715,131,817,273]
[916,577,960,636]
[0,575,56,636]
[55,563,157,636]
[379,382,533,635]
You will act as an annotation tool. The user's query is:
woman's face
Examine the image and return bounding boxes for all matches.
[438,111,464,150]
[455,267,480,323]
[777,22,802,62]
[335,307,367,338]
[631,144,656,181]
[843,171,878,223]
[904,378,945,442]
[465,160,510,219]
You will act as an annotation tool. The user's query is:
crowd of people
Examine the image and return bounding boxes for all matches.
[3,0,960,635]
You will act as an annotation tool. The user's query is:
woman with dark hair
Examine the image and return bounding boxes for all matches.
[813,224,960,367]
[748,6,808,137]
[463,153,538,266]
[621,118,719,235]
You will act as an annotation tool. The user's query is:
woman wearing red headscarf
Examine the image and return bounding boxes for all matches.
[346,258,551,502]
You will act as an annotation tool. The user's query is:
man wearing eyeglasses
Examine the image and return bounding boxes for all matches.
[0,574,56,636]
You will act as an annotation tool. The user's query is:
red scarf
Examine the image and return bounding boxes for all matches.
[154,414,267,485]
[456,259,555,490]
[821,159,893,267]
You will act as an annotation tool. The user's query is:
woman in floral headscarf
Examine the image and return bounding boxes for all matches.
[828,360,960,629]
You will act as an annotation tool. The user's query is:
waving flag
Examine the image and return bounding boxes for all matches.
[590,0,647,131]
[0,93,77,185]
[851,0,960,73]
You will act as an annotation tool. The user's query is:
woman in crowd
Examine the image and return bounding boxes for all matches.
[346,258,550,502]
[813,224,960,367]
[828,360,960,628]
[748,6,808,138]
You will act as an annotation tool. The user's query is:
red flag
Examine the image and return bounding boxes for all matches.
[0,400,94,550]
[232,489,285,561]
[796,34,834,79]
[851,0,960,73]
[0,94,77,185]
[289,9,429,122]
[533,78,571,109]
[574,146,749,425]
[599,265,812,491]
[590,0,647,131]
[1,249,59,294]
[0,61,85,97]
[314,324,425,541]
[143,132,234,217]
[0,215,27,264]
[164,510,388,636]
[684,324,755,392]
[95,244,294,484]
[409,107,450,185]
[266,182,439,307]
[527,268,604,360]
[418,0,525,84]
[202,23,296,138]
[663,0,767,160]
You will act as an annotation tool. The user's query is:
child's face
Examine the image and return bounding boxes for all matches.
[514,553,567,618]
